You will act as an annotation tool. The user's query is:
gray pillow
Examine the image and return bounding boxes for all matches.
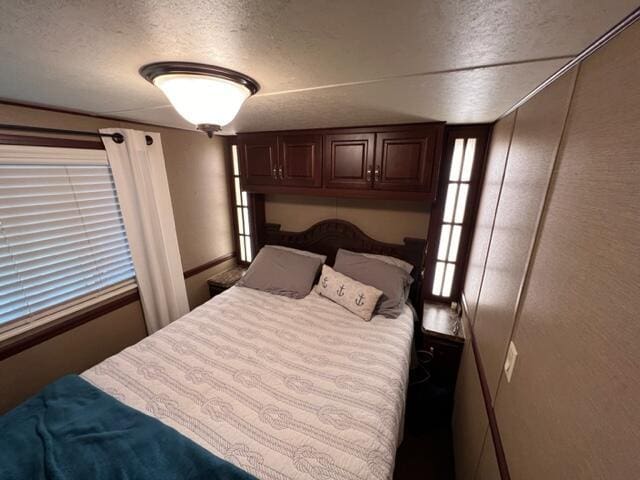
[268,245,327,263]
[237,245,323,299]
[333,249,413,318]
[359,252,413,274]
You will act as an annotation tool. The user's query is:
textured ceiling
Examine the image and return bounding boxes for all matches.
[0,1,636,133]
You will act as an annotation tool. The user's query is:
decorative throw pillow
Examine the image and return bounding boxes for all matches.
[333,249,413,318]
[315,265,383,321]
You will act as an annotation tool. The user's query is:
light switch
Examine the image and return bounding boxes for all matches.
[504,341,518,383]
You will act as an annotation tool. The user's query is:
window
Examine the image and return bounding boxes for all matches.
[425,126,490,301]
[0,145,135,334]
[230,144,253,262]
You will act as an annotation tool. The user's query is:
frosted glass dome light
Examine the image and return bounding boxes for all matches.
[140,62,259,137]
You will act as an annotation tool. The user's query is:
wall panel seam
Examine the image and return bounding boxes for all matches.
[492,64,582,398]
[472,427,493,480]
[471,110,518,327]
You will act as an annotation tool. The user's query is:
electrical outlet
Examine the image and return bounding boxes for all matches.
[504,341,518,383]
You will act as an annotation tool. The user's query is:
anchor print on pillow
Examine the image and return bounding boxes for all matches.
[315,265,382,321]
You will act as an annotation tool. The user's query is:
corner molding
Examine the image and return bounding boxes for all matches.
[500,7,640,119]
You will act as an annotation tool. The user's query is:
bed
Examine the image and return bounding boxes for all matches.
[6,220,427,480]
[83,286,414,480]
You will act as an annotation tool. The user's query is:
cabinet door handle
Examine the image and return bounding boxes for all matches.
[366,167,372,181]
[272,167,278,179]
[278,166,283,180]
[374,166,380,181]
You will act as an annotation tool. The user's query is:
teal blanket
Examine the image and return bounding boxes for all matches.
[0,375,256,480]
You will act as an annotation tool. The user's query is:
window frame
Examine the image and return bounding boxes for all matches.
[0,133,138,346]
[226,137,257,265]
[424,124,491,303]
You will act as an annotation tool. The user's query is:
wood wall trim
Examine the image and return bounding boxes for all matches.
[0,290,140,362]
[0,133,104,150]
[461,293,512,480]
[183,252,236,278]
[0,99,201,134]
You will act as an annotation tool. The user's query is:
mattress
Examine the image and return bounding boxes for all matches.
[82,286,414,480]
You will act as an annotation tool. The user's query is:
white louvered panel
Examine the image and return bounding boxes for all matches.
[0,255,133,295]
[0,203,124,228]
[0,149,136,330]
[0,263,134,312]
[0,232,128,262]
[1,222,124,249]
[0,245,130,281]
[2,217,124,243]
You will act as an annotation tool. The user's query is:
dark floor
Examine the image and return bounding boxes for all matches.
[393,362,456,480]
[394,424,455,480]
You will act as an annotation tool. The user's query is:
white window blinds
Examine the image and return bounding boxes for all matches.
[0,145,135,329]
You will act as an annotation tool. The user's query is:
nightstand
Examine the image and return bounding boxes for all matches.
[207,266,246,298]
[407,302,465,431]
[420,302,464,388]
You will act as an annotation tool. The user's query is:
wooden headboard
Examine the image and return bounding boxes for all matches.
[262,219,427,315]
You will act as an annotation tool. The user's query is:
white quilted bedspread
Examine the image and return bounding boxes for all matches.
[82,286,414,480]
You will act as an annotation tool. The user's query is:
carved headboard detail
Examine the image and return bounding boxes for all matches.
[262,219,427,314]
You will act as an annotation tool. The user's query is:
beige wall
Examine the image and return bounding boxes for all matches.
[462,113,516,324]
[0,300,147,413]
[265,194,430,244]
[473,69,577,400]
[0,104,235,411]
[184,257,236,309]
[452,313,490,480]
[454,21,640,480]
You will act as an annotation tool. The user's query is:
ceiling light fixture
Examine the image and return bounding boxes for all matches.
[140,62,260,137]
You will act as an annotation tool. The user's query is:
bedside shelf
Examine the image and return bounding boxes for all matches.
[407,301,465,431]
[421,302,465,344]
[207,266,246,298]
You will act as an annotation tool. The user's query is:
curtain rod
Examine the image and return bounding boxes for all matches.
[0,123,153,145]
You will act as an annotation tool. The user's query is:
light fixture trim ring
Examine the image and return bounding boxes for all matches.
[139,61,260,95]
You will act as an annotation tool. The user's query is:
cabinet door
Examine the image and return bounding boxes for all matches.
[239,134,278,187]
[374,126,442,192]
[278,134,322,187]
[323,133,375,189]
